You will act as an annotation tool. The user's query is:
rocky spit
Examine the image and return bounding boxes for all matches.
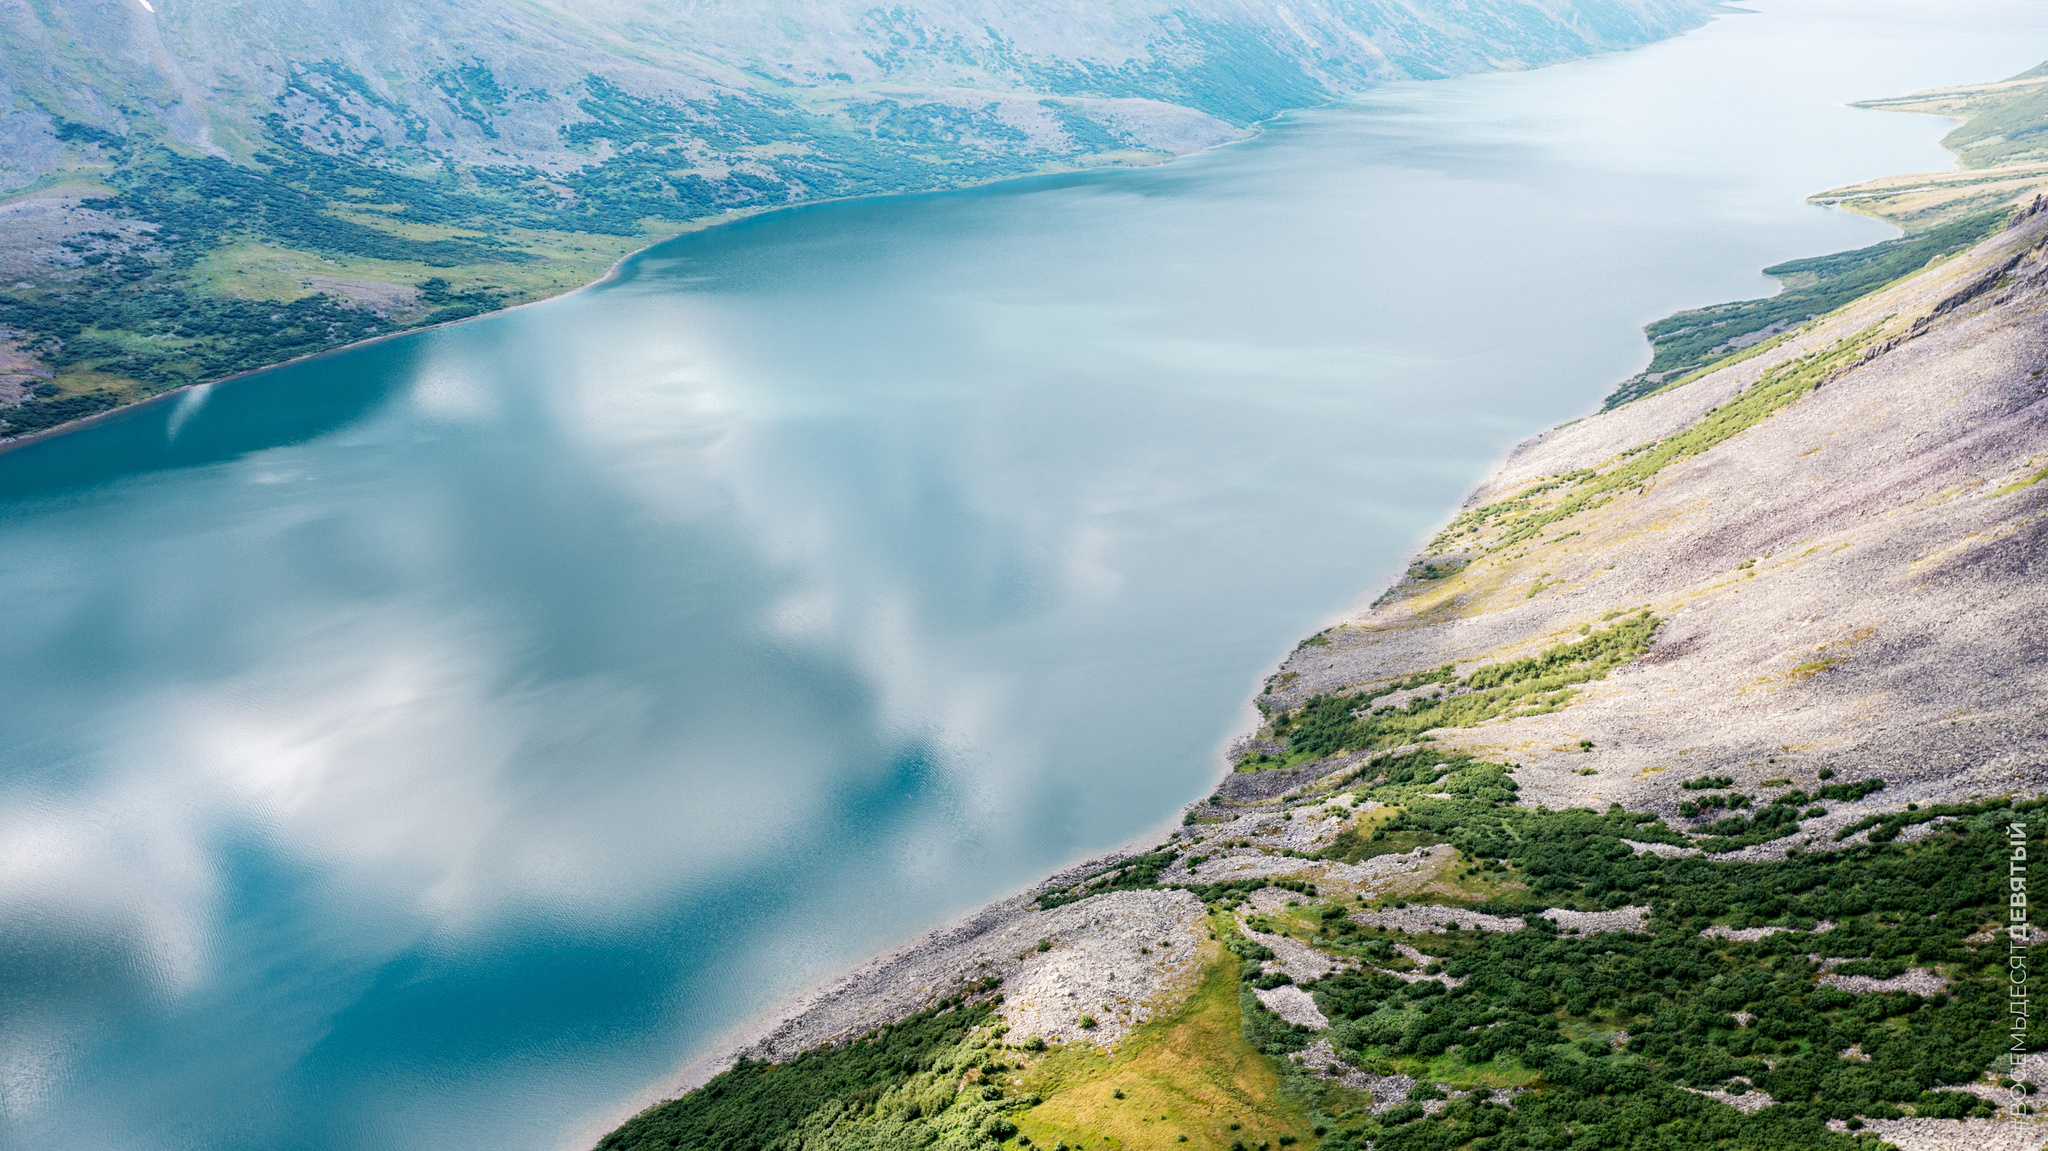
[1683,1083,1777,1115]
[1699,920,1834,942]
[1295,1040,1422,1114]
[1251,985,1330,1029]
[1235,916,1347,983]
[1175,839,1458,898]
[1813,962,1952,997]
[999,892,1209,1048]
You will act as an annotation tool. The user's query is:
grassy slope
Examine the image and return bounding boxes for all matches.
[595,924,1338,1151]
[1014,920,1323,1151]
[594,749,2038,1149]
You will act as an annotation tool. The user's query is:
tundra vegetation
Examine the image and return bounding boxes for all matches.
[1258,613,1661,766]
[599,746,2039,1151]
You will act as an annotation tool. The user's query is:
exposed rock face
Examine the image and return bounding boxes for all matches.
[1266,206,2048,845]
[1349,905,1526,934]
[1831,1118,2048,1151]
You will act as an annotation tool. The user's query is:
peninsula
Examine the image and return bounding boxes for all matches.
[594,66,2048,1151]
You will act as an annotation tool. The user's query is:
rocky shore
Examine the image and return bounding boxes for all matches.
[631,192,2048,1151]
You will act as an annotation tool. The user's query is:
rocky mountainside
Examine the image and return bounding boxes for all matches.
[1256,197,2048,856]
[593,156,2048,1151]
[0,0,1711,438]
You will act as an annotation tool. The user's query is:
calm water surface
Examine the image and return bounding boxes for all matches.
[4,2,2046,1147]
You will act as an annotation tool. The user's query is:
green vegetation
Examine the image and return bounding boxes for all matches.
[1678,792,1750,817]
[1036,848,1185,910]
[1012,923,1322,1151]
[1690,801,1802,853]
[1437,330,1885,556]
[613,737,2039,1151]
[0,70,1080,430]
[1603,208,2011,408]
[1268,614,1659,760]
[0,270,406,398]
[597,990,1023,1151]
[0,385,124,436]
[1816,779,1887,803]
[1993,465,2048,497]
[1929,63,2048,170]
[1671,780,1884,851]
[1292,756,2032,1150]
[1814,62,2048,233]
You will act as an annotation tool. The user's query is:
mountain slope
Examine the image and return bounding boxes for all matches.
[594,160,2048,1151]
[0,0,1712,438]
[1262,197,2048,847]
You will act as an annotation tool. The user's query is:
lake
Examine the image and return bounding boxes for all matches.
[2,1,2044,1147]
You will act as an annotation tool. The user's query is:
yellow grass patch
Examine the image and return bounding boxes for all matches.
[1015,918,1315,1151]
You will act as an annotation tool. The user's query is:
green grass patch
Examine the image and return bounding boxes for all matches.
[1436,329,1885,557]
[1017,919,1320,1151]
[1992,466,2048,497]
[1933,64,2048,170]
[1270,613,1659,759]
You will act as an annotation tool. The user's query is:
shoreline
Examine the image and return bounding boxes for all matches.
[585,188,2048,1151]
[574,55,2048,1149]
[0,111,1326,462]
[574,799,1226,1151]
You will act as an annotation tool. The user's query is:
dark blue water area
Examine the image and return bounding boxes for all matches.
[3,4,2047,1148]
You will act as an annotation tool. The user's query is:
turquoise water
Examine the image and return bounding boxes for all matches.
[3,3,2045,1147]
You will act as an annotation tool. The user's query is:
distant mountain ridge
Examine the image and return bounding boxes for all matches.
[4,0,1714,176]
[0,0,1712,439]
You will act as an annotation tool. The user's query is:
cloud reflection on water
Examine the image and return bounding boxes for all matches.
[3,4,2048,1146]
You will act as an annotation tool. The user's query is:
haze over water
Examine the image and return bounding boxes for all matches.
[2,2,2044,1147]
